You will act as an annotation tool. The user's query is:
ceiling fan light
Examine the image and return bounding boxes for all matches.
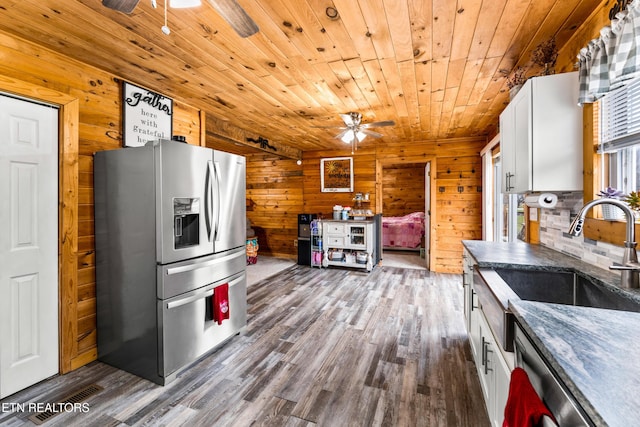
[356,130,366,142]
[340,131,354,144]
[170,0,201,8]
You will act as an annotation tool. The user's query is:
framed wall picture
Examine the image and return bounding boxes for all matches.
[320,157,353,192]
[122,81,173,147]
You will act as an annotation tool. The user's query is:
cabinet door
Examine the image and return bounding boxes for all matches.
[530,72,582,192]
[492,348,512,427]
[477,314,494,406]
[462,249,474,332]
[499,103,516,193]
[469,286,482,364]
[347,224,366,248]
[512,87,532,193]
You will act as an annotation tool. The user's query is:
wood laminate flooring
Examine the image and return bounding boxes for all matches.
[0,266,489,426]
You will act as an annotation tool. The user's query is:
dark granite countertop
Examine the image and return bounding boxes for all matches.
[510,301,640,427]
[462,240,640,427]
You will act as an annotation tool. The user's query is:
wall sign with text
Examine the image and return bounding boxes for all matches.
[122,82,173,147]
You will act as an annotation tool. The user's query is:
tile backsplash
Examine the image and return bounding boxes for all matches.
[538,192,625,272]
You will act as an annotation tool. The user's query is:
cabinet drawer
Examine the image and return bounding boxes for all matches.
[327,236,346,246]
[325,223,347,234]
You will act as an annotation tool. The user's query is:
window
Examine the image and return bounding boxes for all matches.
[607,145,640,193]
[599,76,640,195]
[492,154,523,242]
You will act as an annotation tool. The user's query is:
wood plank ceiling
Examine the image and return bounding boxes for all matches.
[0,0,604,155]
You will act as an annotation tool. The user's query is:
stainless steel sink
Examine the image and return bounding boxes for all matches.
[473,267,640,352]
[494,268,640,312]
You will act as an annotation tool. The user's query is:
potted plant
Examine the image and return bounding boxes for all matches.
[624,191,640,220]
[531,38,558,76]
[598,186,626,220]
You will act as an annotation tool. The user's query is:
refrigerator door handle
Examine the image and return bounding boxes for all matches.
[165,271,244,309]
[205,160,214,241]
[166,288,214,310]
[213,161,222,242]
[165,250,245,275]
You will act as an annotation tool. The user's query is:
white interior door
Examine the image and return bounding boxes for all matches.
[424,163,431,269]
[0,94,59,398]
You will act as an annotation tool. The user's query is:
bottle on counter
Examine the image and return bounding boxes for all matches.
[333,205,343,220]
[341,207,350,220]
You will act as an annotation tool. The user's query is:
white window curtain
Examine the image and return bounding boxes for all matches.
[578,0,640,105]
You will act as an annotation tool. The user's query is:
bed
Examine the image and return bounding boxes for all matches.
[382,212,425,249]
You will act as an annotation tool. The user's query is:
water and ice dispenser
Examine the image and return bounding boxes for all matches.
[173,197,200,249]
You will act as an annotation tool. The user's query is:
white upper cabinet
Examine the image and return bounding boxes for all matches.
[499,72,583,193]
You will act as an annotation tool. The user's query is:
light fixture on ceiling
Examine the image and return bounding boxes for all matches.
[340,129,366,154]
[340,130,366,144]
[170,0,201,7]
[161,0,171,34]
[312,112,395,155]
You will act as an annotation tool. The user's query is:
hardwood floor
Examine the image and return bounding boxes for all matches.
[0,266,489,426]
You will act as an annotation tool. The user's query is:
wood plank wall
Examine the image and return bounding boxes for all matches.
[382,163,426,217]
[302,138,485,273]
[0,0,612,374]
[244,154,303,258]
[303,147,378,217]
[0,30,202,373]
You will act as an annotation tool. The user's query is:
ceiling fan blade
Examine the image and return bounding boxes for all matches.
[361,129,383,138]
[361,120,395,128]
[207,0,259,37]
[102,0,140,14]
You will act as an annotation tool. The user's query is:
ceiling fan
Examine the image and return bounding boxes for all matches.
[101,0,259,38]
[319,112,395,153]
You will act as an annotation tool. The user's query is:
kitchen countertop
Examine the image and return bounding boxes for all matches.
[463,240,640,303]
[510,301,640,427]
[462,240,640,427]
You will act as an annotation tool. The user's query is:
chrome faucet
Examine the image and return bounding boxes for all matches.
[569,198,640,288]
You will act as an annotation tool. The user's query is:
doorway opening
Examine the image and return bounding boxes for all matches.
[380,161,433,270]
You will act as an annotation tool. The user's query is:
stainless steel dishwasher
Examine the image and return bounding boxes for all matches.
[513,323,592,426]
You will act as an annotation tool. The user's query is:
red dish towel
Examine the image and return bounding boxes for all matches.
[503,367,556,427]
[212,283,230,325]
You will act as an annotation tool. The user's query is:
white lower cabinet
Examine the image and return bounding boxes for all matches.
[462,248,473,332]
[467,278,512,426]
[492,350,511,427]
[470,305,511,426]
[321,220,375,271]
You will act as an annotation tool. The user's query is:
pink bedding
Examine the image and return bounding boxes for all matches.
[382,212,425,248]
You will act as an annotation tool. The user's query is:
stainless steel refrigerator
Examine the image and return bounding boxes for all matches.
[94,139,247,385]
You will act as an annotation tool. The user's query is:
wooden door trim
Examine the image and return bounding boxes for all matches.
[0,75,79,374]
